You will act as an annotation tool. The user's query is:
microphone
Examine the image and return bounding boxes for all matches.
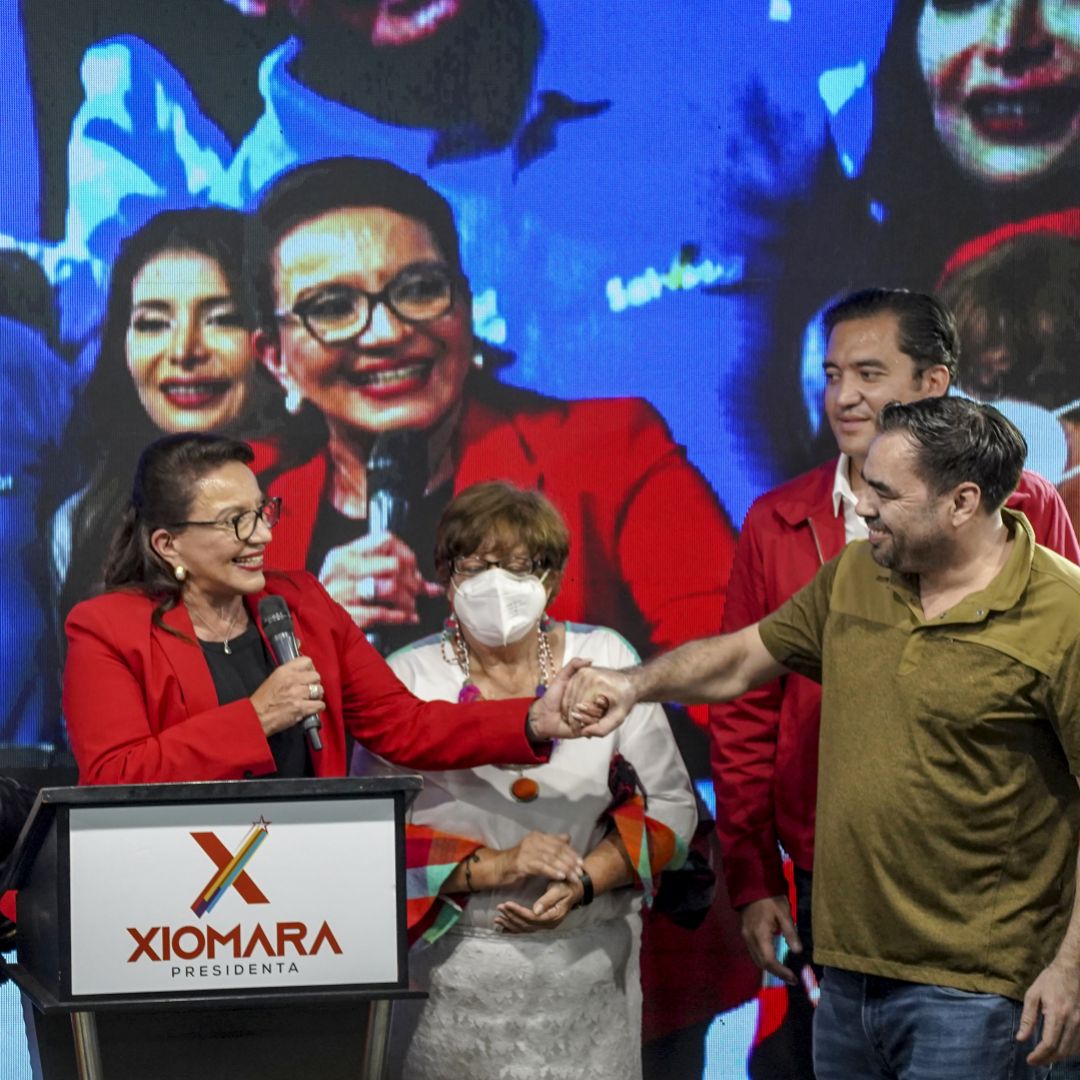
[366,431,424,537]
[365,432,428,652]
[258,596,323,752]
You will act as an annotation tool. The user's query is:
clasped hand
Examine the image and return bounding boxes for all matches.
[558,664,638,736]
[524,658,640,741]
[491,831,586,934]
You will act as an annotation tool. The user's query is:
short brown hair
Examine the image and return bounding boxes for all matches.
[877,396,1025,512]
[433,482,570,586]
[939,233,1080,410]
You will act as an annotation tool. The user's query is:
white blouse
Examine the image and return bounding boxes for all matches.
[359,623,697,930]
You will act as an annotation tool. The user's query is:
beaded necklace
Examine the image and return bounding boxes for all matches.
[444,619,554,802]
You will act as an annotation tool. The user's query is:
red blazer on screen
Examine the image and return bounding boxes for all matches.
[261,378,737,724]
[63,570,540,786]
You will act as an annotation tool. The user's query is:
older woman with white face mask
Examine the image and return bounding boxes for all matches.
[352,480,697,1080]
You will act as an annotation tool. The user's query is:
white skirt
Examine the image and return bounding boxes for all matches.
[392,918,642,1080]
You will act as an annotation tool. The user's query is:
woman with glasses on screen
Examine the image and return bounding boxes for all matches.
[351,481,696,1080]
[61,434,597,786]
[249,156,736,672]
[245,157,747,1070]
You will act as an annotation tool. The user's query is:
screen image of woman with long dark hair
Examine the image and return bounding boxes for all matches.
[47,207,287,629]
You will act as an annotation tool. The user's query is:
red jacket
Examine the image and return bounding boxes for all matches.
[262,380,736,722]
[711,461,1080,908]
[63,571,543,785]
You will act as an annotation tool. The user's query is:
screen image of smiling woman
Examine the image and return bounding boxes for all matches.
[49,207,288,627]
[249,156,736,670]
[281,0,471,47]
[918,0,1080,185]
[125,246,253,434]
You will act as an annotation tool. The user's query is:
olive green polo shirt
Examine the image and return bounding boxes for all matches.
[759,510,1080,1000]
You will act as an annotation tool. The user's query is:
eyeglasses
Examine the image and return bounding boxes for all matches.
[169,497,282,542]
[451,556,545,580]
[275,262,458,346]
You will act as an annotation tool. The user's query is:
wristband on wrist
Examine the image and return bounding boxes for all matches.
[577,870,594,908]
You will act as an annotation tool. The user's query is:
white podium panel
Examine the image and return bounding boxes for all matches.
[68,797,399,996]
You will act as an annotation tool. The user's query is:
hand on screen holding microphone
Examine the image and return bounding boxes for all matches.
[318,534,442,631]
[249,657,326,737]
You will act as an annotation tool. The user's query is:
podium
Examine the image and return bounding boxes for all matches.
[0,776,424,1080]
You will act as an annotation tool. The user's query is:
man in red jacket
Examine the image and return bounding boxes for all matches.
[711,289,1080,1028]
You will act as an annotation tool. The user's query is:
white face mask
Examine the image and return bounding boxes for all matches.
[452,568,548,648]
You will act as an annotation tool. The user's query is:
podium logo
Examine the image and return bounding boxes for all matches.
[124,814,344,969]
[191,817,271,918]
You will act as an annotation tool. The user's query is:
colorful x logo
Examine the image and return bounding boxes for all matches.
[190,817,271,917]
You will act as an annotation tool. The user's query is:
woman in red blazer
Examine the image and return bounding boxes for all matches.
[62,434,590,792]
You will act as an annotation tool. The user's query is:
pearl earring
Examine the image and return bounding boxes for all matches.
[174,565,187,582]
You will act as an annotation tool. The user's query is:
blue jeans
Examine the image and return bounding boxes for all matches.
[814,967,1050,1080]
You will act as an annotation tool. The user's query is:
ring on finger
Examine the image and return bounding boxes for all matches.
[308,682,320,701]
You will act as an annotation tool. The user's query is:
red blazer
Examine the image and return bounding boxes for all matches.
[711,461,1080,908]
[261,379,736,725]
[63,571,541,785]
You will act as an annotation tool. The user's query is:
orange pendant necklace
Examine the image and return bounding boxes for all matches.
[449,620,554,803]
[509,775,540,802]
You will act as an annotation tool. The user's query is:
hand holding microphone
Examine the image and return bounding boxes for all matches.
[252,597,325,750]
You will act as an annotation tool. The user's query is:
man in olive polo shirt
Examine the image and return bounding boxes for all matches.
[566,395,1080,1078]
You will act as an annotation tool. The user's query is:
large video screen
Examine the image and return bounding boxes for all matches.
[1,1,1077,1076]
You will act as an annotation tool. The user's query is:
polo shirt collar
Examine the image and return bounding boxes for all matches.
[888,508,1034,625]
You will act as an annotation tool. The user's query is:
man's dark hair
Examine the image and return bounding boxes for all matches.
[877,396,1026,512]
[823,288,960,383]
[247,157,464,332]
